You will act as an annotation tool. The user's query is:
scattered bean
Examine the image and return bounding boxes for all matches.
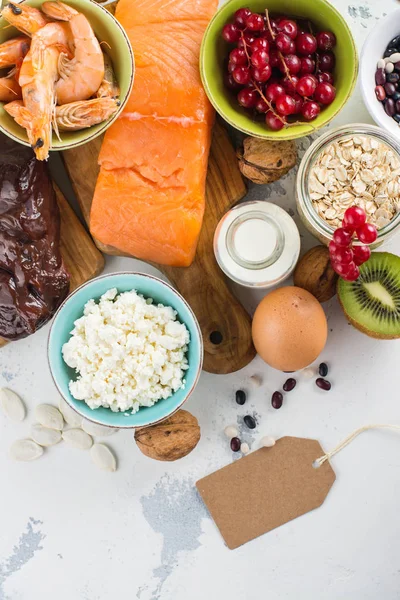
[375,85,386,101]
[240,442,250,455]
[386,62,395,74]
[260,436,276,448]
[224,425,239,438]
[375,68,386,86]
[249,374,262,388]
[302,367,315,379]
[271,391,283,409]
[385,98,396,116]
[230,437,241,452]
[318,362,329,377]
[316,378,331,391]
[283,378,297,392]
[235,389,246,405]
[243,415,256,429]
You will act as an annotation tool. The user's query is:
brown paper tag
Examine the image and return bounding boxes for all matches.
[196,436,336,549]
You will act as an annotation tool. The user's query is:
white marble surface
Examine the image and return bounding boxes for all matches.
[2,1,400,599]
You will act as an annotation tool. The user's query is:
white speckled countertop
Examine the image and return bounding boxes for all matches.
[1,1,400,599]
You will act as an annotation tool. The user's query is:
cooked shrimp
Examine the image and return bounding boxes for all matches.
[41,2,104,104]
[0,36,30,69]
[96,52,120,99]
[1,3,49,36]
[0,73,21,102]
[18,22,71,160]
[5,96,119,131]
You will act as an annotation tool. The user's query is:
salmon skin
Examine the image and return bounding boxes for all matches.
[90,0,217,267]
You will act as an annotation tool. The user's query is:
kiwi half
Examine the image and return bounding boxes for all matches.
[338,252,400,339]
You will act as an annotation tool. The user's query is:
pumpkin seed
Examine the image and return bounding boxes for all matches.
[10,439,43,461]
[81,420,119,437]
[35,404,64,430]
[31,424,62,447]
[0,388,26,422]
[90,444,117,472]
[62,428,93,450]
[58,398,82,428]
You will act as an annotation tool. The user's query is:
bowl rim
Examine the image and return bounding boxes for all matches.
[200,0,359,140]
[47,271,204,430]
[0,0,135,152]
[360,8,400,135]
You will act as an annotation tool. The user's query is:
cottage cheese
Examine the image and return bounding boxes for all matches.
[62,288,190,413]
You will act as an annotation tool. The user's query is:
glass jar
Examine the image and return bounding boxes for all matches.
[296,123,400,248]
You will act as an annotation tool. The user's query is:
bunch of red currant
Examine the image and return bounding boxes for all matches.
[222,8,337,130]
[329,207,378,282]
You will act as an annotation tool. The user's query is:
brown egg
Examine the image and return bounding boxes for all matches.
[252,286,328,372]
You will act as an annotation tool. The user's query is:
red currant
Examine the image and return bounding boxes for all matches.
[265,82,285,102]
[281,75,299,95]
[229,48,248,66]
[301,100,320,120]
[251,38,269,53]
[296,75,317,97]
[278,19,298,40]
[234,8,252,29]
[269,50,281,69]
[328,240,338,256]
[333,227,353,247]
[281,54,302,75]
[317,71,335,85]
[332,246,354,264]
[341,263,360,282]
[316,31,337,51]
[276,32,293,55]
[331,261,353,277]
[232,66,251,85]
[314,82,336,105]
[343,206,366,230]
[319,51,336,72]
[265,111,285,130]
[292,93,304,114]
[353,245,371,266]
[296,32,317,55]
[251,64,272,83]
[276,93,296,116]
[251,50,269,68]
[356,223,378,244]
[246,13,264,32]
[224,73,241,90]
[222,23,241,43]
[300,57,316,75]
[255,97,269,113]
[237,88,258,108]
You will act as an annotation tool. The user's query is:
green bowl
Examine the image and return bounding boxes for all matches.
[0,0,134,152]
[200,0,358,140]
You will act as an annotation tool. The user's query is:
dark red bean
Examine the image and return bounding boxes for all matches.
[272,391,283,409]
[230,437,241,452]
[385,82,396,96]
[385,98,396,116]
[319,363,328,377]
[388,72,400,83]
[395,61,400,72]
[375,68,386,85]
[235,389,246,405]
[375,85,386,101]
[283,378,297,392]
[316,378,331,391]
[244,415,256,429]
[396,100,400,113]
[394,113,400,123]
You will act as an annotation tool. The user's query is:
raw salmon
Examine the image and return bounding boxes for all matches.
[90,0,217,267]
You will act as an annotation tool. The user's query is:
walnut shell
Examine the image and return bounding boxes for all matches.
[293,246,338,303]
[237,138,297,184]
[134,409,200,461]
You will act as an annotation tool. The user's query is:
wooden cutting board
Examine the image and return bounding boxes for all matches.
[0,185,105,348]
[63,120,256,375]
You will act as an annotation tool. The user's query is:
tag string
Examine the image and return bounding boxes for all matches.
[316,424,400,467]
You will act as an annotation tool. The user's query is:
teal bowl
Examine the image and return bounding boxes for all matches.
[200,0,358,140]
[48,273,203,429]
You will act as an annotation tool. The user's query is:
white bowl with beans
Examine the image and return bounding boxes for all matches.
[361,9,400,138]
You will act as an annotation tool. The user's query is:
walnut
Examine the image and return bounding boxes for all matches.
[134,409,200,461]
[237,137,297,184]
[293,246,338,303]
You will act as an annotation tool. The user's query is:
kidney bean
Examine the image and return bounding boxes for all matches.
[375,85,386,101]
[395,61,400,72]
[230,437,241,452]
[283,378,297,392]
[271,391,283,409]
[316,378,331,391]
[394,114,400,123]
[385,82,396,96]
[388,72,400,83]
[375,68,386,85]
[385,98,396,116]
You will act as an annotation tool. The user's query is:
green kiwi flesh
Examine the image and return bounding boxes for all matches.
[338,252,400,339]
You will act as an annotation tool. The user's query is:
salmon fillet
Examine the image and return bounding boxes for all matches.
[90,0,217,267]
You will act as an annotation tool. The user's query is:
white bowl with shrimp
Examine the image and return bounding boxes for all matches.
[0,0,134,156]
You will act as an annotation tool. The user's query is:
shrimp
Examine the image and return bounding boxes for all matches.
[0,73,21,102]
[41,2,104,104]
[0,36,30,69]
[18,22,71,160]
[96,52,120,99]
[1,3,49,36]
[5,97,119,131]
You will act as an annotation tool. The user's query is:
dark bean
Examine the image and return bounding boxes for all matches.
[394,113,400,123]
[392,91,400,102]
[319,362,328,377]
[390,36,400,48]
[235,389,246,405]
[396,100,400,113]
[394,61,400,72]
[385,98,396,116]
[316,378,331,391]
[283,378,296,392]
[384,47,398,58]
[375,85,386,101]
[243,415,256,429]
[230,437,241,452]
[388,72,400,83]
[385,82,396,96]
[375,68,386,85]
[271,391,283,409]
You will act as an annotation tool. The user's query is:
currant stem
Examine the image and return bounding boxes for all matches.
[253,82,285,124]
[264,9,276,41]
